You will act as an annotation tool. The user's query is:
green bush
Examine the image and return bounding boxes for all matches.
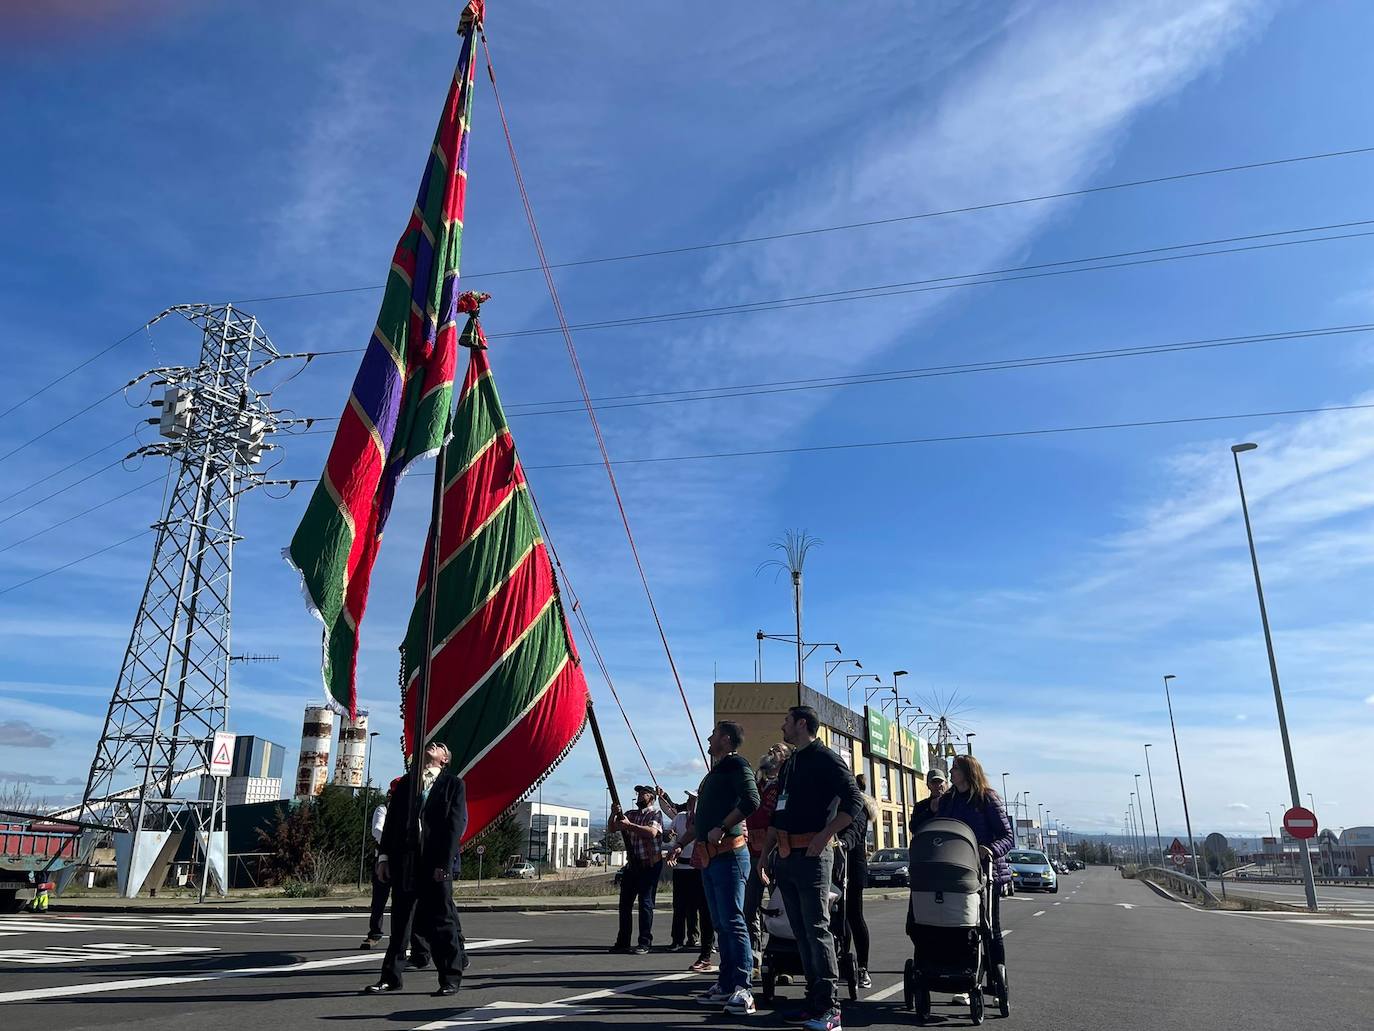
[280,879,333,898]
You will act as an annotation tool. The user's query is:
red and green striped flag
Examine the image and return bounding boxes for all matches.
[401,308,589,841]
[286,5,482,717]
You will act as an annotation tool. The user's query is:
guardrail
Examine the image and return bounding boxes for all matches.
[1226,873,1374,888]
[1134,866,1221,905]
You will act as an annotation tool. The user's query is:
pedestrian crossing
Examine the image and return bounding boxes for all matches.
[0,912,357,938]
[1227,890,1374,916]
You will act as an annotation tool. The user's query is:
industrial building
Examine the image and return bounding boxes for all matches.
[224,736,285,806]
[513,800,591,869]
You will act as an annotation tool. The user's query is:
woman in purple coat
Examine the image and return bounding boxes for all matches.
[936,753,1015,968]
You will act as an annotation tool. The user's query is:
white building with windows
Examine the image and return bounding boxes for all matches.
[513,801,591,869]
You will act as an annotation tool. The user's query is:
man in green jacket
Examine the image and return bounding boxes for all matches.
[671,720,761,1016]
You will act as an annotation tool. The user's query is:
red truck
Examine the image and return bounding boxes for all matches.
[0,810,94,912]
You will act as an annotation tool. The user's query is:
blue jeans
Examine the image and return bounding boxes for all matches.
[701,846,752,992]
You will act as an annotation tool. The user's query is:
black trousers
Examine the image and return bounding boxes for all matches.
[846,846,870,968]
[368,868,390,940]
[670,866,700,945]
[744,853,765,960]
[379,873,465,988]
[615,859,663,947]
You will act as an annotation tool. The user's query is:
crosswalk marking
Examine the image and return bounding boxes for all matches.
[0,937,528,1003]
[0,943,218,965]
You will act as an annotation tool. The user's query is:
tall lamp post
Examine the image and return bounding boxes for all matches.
[1133,774,1145,864]
[1002,773,1014,845]
[1162,674,1202,882]
[1144,744,1164,867]
[356,730,380,891]
[1230,442,1319,911]
[825,658,862,699]
[964,732,976,755]
[1037,802,1045,850]
[892,670,910,833]
[846,673,881,712]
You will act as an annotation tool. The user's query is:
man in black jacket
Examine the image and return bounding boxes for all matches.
[364,742,467,997]
[763,706,863,1031]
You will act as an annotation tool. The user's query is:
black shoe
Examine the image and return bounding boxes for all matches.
[632,945,650,955]
[667,942,684,953]
[358,937,381,950]
[608,944,633,954]
[432,983,459,997]
[685,937,700,949]
[406,958,431,970]
[363,982,402,994]
[462,954,471,971]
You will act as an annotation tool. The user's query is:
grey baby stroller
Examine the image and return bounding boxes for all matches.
[902,818,1009,1025]
[759,848,858,1006]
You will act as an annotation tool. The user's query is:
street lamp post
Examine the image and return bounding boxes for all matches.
[892,671,910,834]
[1144,744,1164,866]
[1046,810,1053,859]
[1037,802,1045,850]
[357,731,380,891]
[1231,442,1319,912]
[1134,774,1145,864]
[1128,795,1140,866]
[1002,774,1014,845]
[1162,674,1202,882]
[965,732,976,755]
[825,659,862,699]
[846,673,881,712]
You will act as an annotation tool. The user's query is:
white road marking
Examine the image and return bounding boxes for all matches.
[0,943,217,965]
[1115,903,1136,910]
[413,971,696,1029]
[1053,902,1061,906]
[868,980,905,1002]
[0,937,528,1003]
[1032,910,1046,917]
[1000,929,1014,937]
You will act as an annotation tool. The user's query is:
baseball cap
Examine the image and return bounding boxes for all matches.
[926,767,947,783]
[633,784,655,794]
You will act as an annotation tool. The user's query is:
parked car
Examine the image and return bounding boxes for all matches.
[503,861,536,880]
[866,848,910,888]
[1007,848,1058,893]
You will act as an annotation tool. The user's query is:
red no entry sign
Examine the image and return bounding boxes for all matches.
[1283,806,1318,840]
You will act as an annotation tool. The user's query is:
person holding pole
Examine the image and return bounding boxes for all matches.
[608,785,666,954]
[364,742,467,997]
[359,778,401,950]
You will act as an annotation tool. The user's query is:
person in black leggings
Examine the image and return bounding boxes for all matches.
[845,775,878,989]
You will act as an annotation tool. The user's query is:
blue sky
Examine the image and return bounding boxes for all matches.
[2,0,1372,843]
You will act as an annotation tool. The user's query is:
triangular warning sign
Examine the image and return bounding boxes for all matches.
[213,742,231,765]
[1169,837,1186,854]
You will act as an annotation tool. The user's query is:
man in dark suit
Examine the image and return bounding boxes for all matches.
[364,741,468,997]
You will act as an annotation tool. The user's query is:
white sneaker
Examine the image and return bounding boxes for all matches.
[724,988,756,1015]
[697,985,732,1005]
[951,993,971,1005]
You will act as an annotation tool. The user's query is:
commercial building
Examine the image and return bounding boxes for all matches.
[1324,826,1374,876]
[513,801,591,869]
[225,736,285,806]
[714,681,928,852]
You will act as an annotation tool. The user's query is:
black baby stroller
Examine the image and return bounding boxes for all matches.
[901,818,1009,1025]
[759,847,858,1005]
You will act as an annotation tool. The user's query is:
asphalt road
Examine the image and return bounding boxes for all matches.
[0,867,1369,1030]
[1220,877,1374,915]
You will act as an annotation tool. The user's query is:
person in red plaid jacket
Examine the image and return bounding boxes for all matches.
[608,785,665,954]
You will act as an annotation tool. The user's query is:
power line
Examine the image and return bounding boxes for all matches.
[0,384,127,468]
[520,401,1374,470]
[296,322,1374,425]
[279,400,1374,480]
[0,457,130,528]
[0,529,152,599]
[269,218,1374,355]
[490,219,1374,340]
[226,143,1374,304]
[0,477,162,556]
[0,434,135,509]
[0,325,146,425]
